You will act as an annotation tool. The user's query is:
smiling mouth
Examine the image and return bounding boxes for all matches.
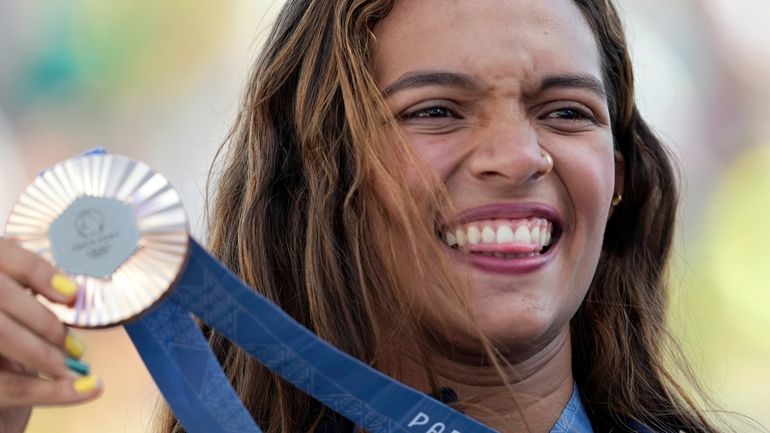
[440,217,560,259]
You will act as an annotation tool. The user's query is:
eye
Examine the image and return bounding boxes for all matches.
[400,105,457,120]
[395,99,469,134]
[546,106,598,124]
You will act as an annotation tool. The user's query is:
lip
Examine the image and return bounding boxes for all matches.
[442,202,564,274]
[445,241,559,273]
[453,202,564,228]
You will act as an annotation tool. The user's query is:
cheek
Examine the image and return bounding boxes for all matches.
[405,133,465,182]
[560,147,616,225]
[557,144,616,295]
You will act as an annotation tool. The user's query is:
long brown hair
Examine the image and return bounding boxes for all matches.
[159,0,718,431]
[570,1,719,431]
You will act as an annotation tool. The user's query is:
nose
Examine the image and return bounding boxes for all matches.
[466,115,550,186]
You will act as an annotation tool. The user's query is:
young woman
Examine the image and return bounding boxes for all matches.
[0,0,719,432]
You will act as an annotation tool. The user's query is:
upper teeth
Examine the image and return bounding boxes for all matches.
[444,218,552,249]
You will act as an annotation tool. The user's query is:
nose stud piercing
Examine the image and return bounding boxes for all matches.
[611,193,623,206]
[541,151,554,175]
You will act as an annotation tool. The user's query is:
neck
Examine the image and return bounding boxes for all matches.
[392,327,574,433]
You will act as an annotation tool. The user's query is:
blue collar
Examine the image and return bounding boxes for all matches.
[549,385,593,433]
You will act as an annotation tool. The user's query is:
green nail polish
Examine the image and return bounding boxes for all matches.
[66,357,91,376]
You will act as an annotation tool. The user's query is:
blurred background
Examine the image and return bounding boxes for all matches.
[0,0,767,431]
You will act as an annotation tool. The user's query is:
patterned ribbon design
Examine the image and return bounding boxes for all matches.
[126,239,498,433]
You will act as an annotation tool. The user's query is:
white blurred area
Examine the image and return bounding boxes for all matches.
[0,114,25,229]
[0,0,768,431]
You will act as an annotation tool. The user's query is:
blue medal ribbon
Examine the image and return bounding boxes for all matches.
[126,239,498,433]
[125,300,262,432]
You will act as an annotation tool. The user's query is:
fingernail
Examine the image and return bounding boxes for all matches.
[64,332,86,359]
[73,375,99,394]
[51,274,78,297]
[66,357,90,376]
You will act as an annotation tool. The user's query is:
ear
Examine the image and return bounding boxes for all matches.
[614,150,625,198]
[610,150,625,214]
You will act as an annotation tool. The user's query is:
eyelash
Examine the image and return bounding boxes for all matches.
[545,105,598,124]
[399,105,457,120]
[398,103,599,124]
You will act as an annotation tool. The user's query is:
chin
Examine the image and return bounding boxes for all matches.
[422,301,563,361]
[481,309,560,349]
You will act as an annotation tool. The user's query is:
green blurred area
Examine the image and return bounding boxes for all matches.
[11,0,228,110]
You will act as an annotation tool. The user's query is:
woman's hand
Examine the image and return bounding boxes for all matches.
[0,238,102,433]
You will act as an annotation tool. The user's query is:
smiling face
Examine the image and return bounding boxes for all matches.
[373,0,623,354]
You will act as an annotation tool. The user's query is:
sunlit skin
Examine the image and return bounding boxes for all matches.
[374,0,623,431]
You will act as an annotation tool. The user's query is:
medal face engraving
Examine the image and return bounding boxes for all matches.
[4,153,190,328]
[49,196,140,279]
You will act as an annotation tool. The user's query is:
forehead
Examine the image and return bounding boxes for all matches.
[373,0,603,90]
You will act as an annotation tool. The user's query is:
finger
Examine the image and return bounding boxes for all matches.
[0,356,28,375]
[0,312,69,378]
[0,244,86,360]
[0,371,102,408]
[0,238,78,304]
[0,275,85,359]
[0,274,67,349]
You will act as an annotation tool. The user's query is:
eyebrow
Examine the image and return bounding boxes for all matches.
[381,70,607,100]
[381,71,480,96]
[538,74,606,99]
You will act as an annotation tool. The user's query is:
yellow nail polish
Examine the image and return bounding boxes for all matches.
[51,274,77,297]
[73,375,99,394]
[65,332,86,359]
